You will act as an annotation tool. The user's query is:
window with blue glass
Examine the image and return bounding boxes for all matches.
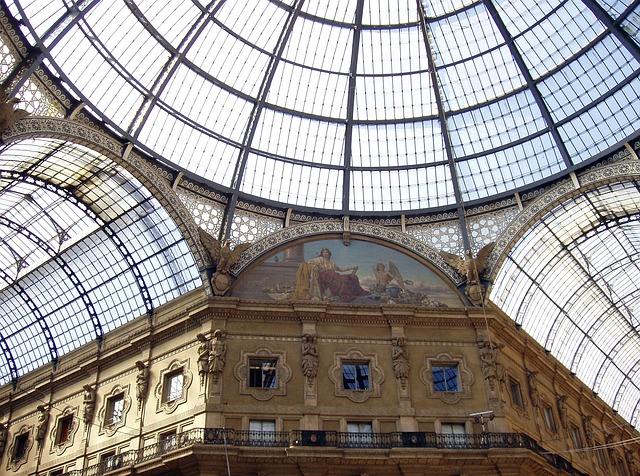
[342,362,370,390]
[432,365,460,392]
[249,359,277,388]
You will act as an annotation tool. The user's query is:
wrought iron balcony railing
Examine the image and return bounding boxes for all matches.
[55,428,587,476]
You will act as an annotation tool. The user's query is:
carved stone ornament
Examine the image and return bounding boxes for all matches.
[154,359,193,414]
[421,352,474,404]
[49,406,79,456]
[233,347,292,401]
[328,349,384,403]
[7,425,33,472]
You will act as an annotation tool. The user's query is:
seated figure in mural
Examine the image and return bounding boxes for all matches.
[291,248,370,302]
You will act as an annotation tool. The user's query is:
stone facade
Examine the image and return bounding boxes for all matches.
[1,288,638,476]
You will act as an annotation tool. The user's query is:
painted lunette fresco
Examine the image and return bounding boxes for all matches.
[232,239,463,307]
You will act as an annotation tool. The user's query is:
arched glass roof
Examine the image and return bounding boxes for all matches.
[0,138,202,385]
[491,179,640,427]
[1,0,640,430]
[6,0,639,212]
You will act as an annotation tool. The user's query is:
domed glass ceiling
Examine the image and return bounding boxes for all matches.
[1,0,640,429]
[6,0,640,212]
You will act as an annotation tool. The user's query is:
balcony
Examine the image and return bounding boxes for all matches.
[56,428,588,476]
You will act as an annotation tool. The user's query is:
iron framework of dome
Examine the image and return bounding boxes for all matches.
[0,0,639,427]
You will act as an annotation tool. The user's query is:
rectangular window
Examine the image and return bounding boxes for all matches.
[571,425,583,449]
[107,394,125,425]
[432,365,459,392]
[346,421,373,447]
[13,432,29,461]
[342,362,369,390]
[596,443,608,468]
[440,422,466,448]
[509,378,523,408]
[55,415,73,445]
[164,370,184,402]
[50,470,64,476]
[249,359,277,388]
[249,420,276,444]
[543,405,556,431]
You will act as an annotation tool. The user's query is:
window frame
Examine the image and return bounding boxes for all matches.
[106,393,125,427]
[12,431,29,461]
[440,422,467,448]
[542,403,556,432]
[55,414,74,446]
[163,369,185,403]
[160,429,177,452]
[341,361,370,391]
[154,359,192,414]
[346,421,374,447]
[234,347,292,400]
[509,378,524,409]
[248,358,278,389]
[248,419,276,445]
[432,364,460,392]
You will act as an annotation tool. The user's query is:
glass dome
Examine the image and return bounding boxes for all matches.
[6,0,639,213]
[1,0,640,429]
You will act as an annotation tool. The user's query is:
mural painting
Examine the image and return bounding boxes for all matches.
[232,239,463,307]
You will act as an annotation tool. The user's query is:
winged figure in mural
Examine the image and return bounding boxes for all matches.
[198,228,251,295]
[374,260,411,294]
[0,86,29,133]
[440,242,495,305]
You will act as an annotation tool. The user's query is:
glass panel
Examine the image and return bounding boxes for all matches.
[342,362,370,390]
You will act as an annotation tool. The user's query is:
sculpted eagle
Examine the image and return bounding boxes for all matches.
[198,228,251,272]
[0,87,29,133]
[440,242,495,306]
[198,229,251,296]
[440,242,495,285]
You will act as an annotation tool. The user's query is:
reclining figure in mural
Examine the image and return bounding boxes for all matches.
[291,248,370,302]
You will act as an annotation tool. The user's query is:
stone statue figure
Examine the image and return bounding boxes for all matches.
[0,422,7,457]
[36,405,49,447]
[135,361,149,411]
[527,370,540,407]
[83,384,96,425]
[582,415,594,444]
[440,242,495,306]
[557,395,568,430]
[391,337,409,387]
[198,229,251,296]
[301,334,319,381]
[478,339,505,391]
[626,450,638,476]
[209,329,226,383]
[196,333,211,387]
